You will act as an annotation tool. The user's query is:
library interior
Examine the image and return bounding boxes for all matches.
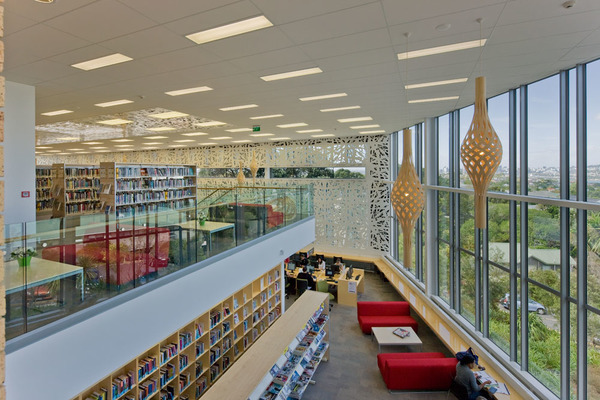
[1,1,599,400]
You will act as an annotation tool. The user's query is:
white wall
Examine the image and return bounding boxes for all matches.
[6,218,315,400]
[4,81,35,225]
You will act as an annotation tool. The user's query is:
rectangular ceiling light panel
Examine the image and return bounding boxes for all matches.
[261,67,322,82]
[226,128,252,132]
[299,93,347,101]
[337,117,373,123]
[149,111,189,119]
[397,39,487,60]
[165,86,213,96]
[195,121,227,127]
[72,53,133,71]
[41,110,73,116]
[320,105,360,112]
[250,133,274,137]
[186,16,273,44]
[220,104,258,111]
[405,78,468,89]
[277,123,307,128]
[408,96,459,104]
[98,119,133,125]
[94,99,134,107]
[250,114,283,120]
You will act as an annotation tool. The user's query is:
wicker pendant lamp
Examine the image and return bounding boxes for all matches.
[460,76,502,228]
[249,150,258,186]
[237,161,246,186]
[391,128,425,268]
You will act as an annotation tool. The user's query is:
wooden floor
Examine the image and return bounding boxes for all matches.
[285,271,457,400]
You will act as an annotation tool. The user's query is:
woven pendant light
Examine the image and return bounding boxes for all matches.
[237,161,246,186]
[249,150,258,186]
[391,128,425,268]
[460,76,502,228]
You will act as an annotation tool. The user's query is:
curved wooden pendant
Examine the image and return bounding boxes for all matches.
[237,161,246,186]
[391,128,425,268]
[460,76,503,229]
[249,150,258,186]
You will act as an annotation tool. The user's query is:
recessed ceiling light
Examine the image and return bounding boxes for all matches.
[90,147,108,149]
[397,39,487,60]
[408,96,459,104]
[111,139,134,142]
[35,0,55,3]
[95,150,111,153]
[405,78,468,90]
[147,127,176,132]
[269,137,290,141]
[311,134,335,138]
[194,121,226,127]
[297,129,323,133]
[261,67,322,82]
[149,111,189,119]
[320,105,360,112]
[277,123,307,128]
[359,130,386,134]
[211,136,232,140]
[299,93,347,101]
[226,128,252,132]
[67,148,84,151]
[250,114,283,120]
[47,150,61,153]
[143,147,158,150]
[165,86,213,96]
[232,140,252,143]
[36,146,53,149]
[94,99,134,108]
[338,117,373,123]
[56,137,79,141]
[199,143,217,146]
[169,145,187,148]
[41,110,73,116]
[56,153,70,155]
[98,119,133,125]
[72,53,133,71]
[181,132,209,136]
[145,136,168,139]
[83,142,103,145]
[250,133,274,137]
[174,139,195,143]
[186,15,273,44]
[350,124,380,129]
[219,104,258,111]
[115,144,133,147]
[35,152,44,154]
[143,142,163,145]
[435,23,452,32]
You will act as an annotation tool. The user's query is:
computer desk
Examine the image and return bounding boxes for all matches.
[286,267,364,307]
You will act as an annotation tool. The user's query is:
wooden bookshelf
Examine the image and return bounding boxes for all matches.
[51,163,101,218]
[99,162,197,218]
[204,291,329,400]
[36,165,53,219]
[74,266,282,400]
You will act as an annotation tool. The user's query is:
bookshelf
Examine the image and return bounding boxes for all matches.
[51,163,101,218]
[75,266,282,400]
[36,165,53,219]
[99,162,197,218]
[204,291,330,400]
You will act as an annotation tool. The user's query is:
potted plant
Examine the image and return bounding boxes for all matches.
[198,211,207,226]
[11,247,37,267]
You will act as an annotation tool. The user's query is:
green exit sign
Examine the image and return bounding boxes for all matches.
[253,125,260,132]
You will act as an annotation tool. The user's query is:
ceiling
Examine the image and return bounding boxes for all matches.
[5,0,600,156]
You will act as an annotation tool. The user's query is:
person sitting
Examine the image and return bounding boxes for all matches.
[316,256,326,271]
[456,354,491,400]
[298,253,309,267]
[296,266,315,290]
[333,258,344,275]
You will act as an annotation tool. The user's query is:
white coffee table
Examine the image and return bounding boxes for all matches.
[372,327,422,353]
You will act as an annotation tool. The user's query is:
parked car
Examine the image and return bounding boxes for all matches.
[500,293,546,314]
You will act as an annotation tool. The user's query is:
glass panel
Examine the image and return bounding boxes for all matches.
[589,214,600,311]
[488,199,511,267]
[528,288,560,396]
[460,105,474,188]
[439,191,450,242]
[439,241,451,303]
[438,114,450,186]
[587,59,600,201]
[459,193,475,252]
[488,92,510,193]
[460,251,476,325]
[569,68,577,200]
[571,302,577,400]
[489,264,510,354]
[588,310,600,399]
[528,203,561,293]
[528,75,560,197]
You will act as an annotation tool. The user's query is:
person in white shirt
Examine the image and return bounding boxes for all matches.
[316,256,326,271]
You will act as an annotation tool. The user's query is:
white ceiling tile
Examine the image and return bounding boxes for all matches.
[137,47,224,75]
[201,27,296,60]
[251,0,372,24]
[381,0,505,26]
[4,60,77,85]
[5,23,90,61]
[5,0,97,23]
[118,0,241,23]
[101,26,194,59]
[300,29,392,60]
[315,48,396,72]
[228,48,311,72]
[497,0,600,27]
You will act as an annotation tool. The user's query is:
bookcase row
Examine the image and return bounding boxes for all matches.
[36,165,54,215]
[50,164,102,218]
[74,265,283,400]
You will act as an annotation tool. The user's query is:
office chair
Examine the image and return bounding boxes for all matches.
[447,379,468,400]
[296,279,308,297]
[316,279,334,310]
[285,276,296,299]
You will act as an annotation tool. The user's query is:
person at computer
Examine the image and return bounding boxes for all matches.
[296,266,315,290]
[298,253,309,267]
[316,256,326,271]
[456,354,491,400]
[333,258,344,275]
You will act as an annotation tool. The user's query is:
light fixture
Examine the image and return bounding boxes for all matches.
[165,86,213,96]
[90,147,108,149]
[277,123,307,128]
[269,137,290,141]
[94,99,133,107]
[35,0,55,3]
[98,119,133,125]
[405,78,468,90]
[261,67,322,82]
[311,134,335,138]
[297,129,323,133]
[67,148,84,151]
[337,117,372,123]
[408,96,459,104]
[220,104,258,111]
[35,146,53,149]
[147,127,176,132]
[142,147,158,150]
[233,140,252,143]
[250,151,259,185]
[145,136,168,139]
[299,93,347,101]
[359,130,386,134]
[74,152,90,154]
[83,142,103,145]
[72,53,133,71]
[143,142,163,145]
[397,39,486,60]
[169,145,186,148]
[237,161,246,186]
[250,114,283,120]
[194,121,226,127]
[320,105,360,112]
[226,128,252,132]
[210,136,232,140]
[250,133,274,137]
[350,124,380,129]
[149,111,188,119]
[186,16,273,44]
[199,142,217,146]
[41,110,73,116]
[181,132,209,136]
[46,150,61,152]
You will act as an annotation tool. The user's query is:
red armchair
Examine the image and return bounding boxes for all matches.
[377,352,457,391]
[235,203,284,228]
[357,301,418,334]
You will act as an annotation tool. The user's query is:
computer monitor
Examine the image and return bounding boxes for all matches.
[287,263,296,272]
[346,266,354,279]
[325,268,334,277]
[331,263,341,275]
[307,265,315,273]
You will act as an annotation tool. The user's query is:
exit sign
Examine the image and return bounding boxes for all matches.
[253,125,260,132]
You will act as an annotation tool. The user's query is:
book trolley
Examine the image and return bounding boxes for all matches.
[203,291,330,400]
[73,266,282,400]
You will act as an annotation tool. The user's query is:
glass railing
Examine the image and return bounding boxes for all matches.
[4,185,313,340]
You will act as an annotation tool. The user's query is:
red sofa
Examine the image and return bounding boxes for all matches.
[377,352,457,391]
[357,301,418,334]
[235,203,284,228]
